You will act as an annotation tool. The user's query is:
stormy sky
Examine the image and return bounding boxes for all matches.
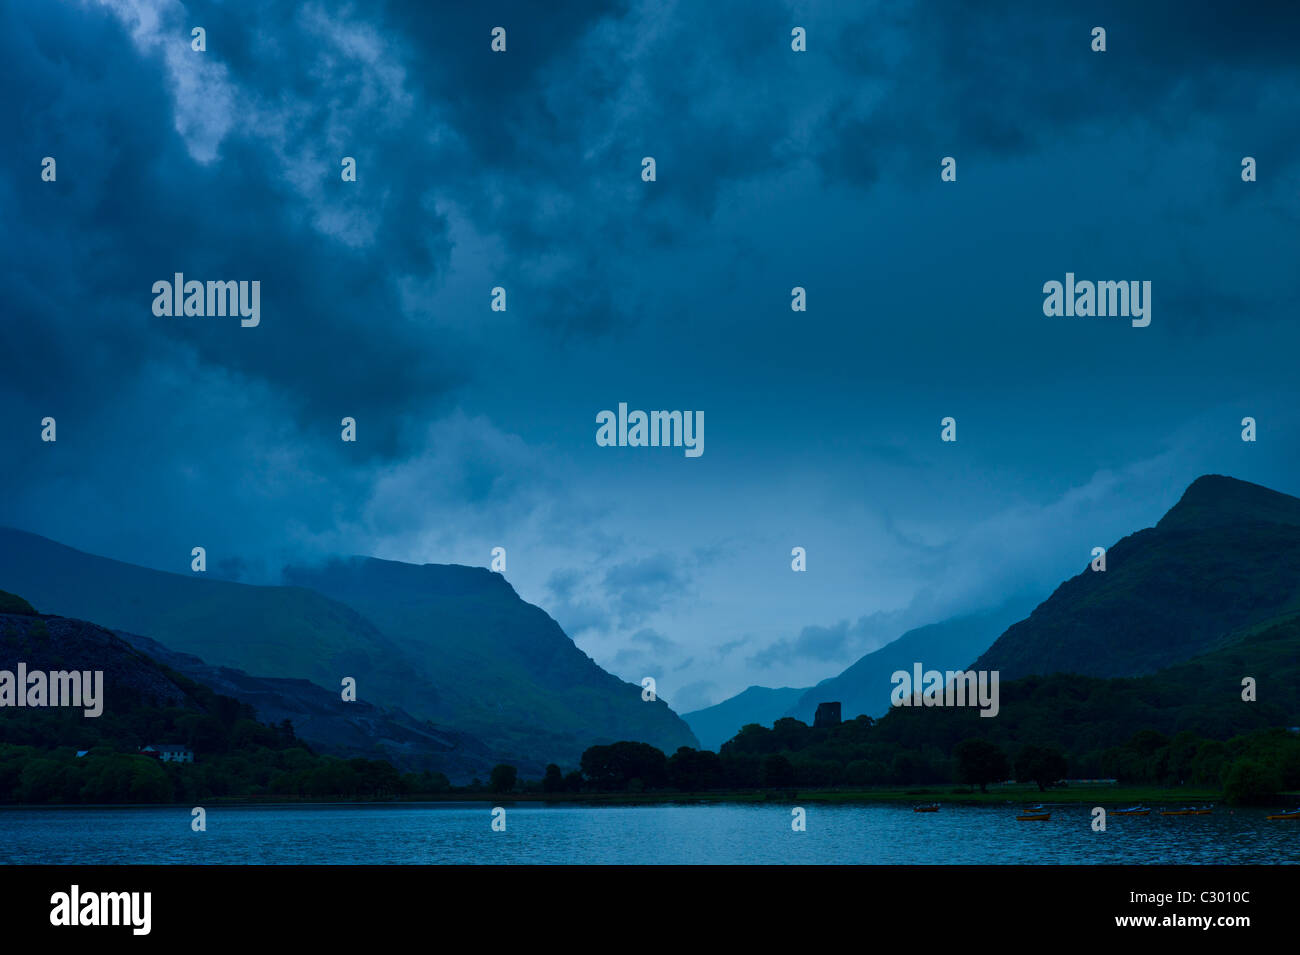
[3,0,1298,713]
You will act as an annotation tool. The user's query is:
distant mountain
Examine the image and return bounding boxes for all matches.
[281,557,699,763]
[0,529,697,769]
[0,528,426,714]
[867,607,1300,761]
[1,597,486,804]
[973,475,1300,680]
[684,600,1031,749]
[116,632,499,779]
[783,598,1037,723]
[722,609,1300,787]
[683,686,808,751]
[1154,473,1300,533]
[0,602,192,710]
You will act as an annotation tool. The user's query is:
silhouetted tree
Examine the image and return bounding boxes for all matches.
[580,741,668,790]
[762,753,796,789]
[668,747,724,790]
[1223,758,1282,805]
[490,763,517,794]
[1015,745,1068,792]
[954,738,1010,792]
[542,764,564,793]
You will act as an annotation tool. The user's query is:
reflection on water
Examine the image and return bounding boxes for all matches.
[1,802,1296,864]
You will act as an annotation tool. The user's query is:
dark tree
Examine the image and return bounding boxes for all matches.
[762,753,796,789]
[542,763,564,793]
[1015,745,1068,792]
[668,746,724,791]
[721,723,775,756]
[490,763,518,794]
[954,738,1010,793]
[1223,758,1282,805]
[580,741,668,790]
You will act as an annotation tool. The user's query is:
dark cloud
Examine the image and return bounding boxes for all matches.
[748,612,903,670]
[630,627,678,655]
[716,638,748,658]
[610,629,678,671]
[1,1,465,461]
[813,0,1300,190]
[602,553,691,628]
[2,0,1298,708]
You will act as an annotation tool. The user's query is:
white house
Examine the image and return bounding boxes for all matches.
[141,744,194,763]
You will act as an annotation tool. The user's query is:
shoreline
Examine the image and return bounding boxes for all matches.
[3,784,1275,811]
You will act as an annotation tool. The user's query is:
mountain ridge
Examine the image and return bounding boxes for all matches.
[973,475,1300,680]
[0,529,697,768]
[683,685,808,751]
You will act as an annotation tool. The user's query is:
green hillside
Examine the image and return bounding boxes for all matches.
[0,529,697,768]
[974,476,1300,680]
[710,614,1300,791]
[873,611,1300,761]
[281,557,699,763]
[0,528,429,717]
[0,606,452,804]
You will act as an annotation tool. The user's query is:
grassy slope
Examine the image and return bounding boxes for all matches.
[975,476,1300,681]
[0,528,440,722]
[282,557,699,763]
[874,611,1300,758]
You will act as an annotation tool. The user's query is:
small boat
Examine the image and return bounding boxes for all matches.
[1192,807,1213,815]
[1266,808,1300,821]
[913,804,939,813]
[1016,809,1051,821]
[1112,806,1151,816]
[1160,808,1195,816]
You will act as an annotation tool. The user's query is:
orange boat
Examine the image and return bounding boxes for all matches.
[1113,806,1151,816]
[1160,808,1195,816]
[1266,808,1300,821]
[1017,812,1051,821]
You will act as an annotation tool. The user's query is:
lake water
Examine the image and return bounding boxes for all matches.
[1,802,1296,864]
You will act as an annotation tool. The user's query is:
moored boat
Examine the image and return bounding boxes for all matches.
[913,804,939,813]
[1016,809,1050,821]
[1266,808,1300,820]
[1112,806,1151,816]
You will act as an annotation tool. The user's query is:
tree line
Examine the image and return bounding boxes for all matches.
[483,718,1300,805]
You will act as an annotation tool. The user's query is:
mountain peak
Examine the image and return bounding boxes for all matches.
[282,555,517,604]
[1157,474,1300,532]
[975,475,1300,681]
